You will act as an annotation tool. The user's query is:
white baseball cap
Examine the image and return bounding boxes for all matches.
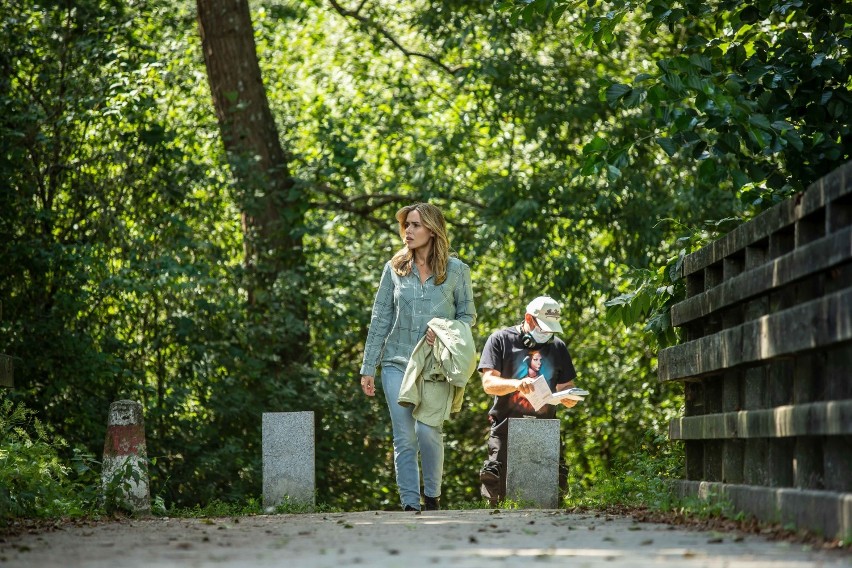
[526,296,564,333]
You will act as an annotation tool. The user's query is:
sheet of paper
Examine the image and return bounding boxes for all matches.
[522,375,554,411]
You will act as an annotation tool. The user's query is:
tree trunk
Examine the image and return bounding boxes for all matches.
[196,0,308,367]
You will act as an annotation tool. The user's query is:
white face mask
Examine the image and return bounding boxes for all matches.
[530,328,554,345]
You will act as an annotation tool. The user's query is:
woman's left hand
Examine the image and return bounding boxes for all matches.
[425,328,436,346]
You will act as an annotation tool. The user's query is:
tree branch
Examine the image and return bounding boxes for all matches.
[326,0,465,76]
[311,183,487,236]
[312,184,399,232]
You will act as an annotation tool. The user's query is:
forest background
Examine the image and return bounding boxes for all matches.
[1,0,849,514]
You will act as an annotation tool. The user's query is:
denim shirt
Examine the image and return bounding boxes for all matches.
[360,256,476,377]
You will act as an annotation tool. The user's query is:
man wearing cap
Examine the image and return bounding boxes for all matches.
[477,296,578,505]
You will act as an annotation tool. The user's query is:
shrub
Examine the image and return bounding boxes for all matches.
[0,399,100,523]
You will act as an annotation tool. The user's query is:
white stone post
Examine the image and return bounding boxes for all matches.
[506,417,561,508]
[262,411,315,508]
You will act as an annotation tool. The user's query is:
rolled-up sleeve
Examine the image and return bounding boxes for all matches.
[454,262,476,327]
[360,262,395,376]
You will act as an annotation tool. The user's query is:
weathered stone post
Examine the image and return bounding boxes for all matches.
[506,417,561,508]
[262,411,315,508]
[102,400,151,515]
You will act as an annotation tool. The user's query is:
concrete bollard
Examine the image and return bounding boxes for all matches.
[506,417,561,508]
[262,411,315,508]
[102,400,151,515]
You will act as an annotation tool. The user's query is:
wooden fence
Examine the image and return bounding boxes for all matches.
[657,161,852,540]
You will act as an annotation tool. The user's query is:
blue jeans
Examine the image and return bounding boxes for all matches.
[381,365,444,509]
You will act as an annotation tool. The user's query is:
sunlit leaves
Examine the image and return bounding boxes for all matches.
[603,244,686,349]
[509,0,852,208]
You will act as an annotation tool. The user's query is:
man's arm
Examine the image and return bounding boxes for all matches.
[482,368,536,395]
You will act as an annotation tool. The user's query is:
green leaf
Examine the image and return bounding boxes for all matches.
[715,133,740,154]
[689,54,712,73]
[684,71,707,92]
[660,72,685,93]
[731,169,750,189]
[698,158,717,179]
[604,292,635,307]
[744,65,769,83]
[551,5,569,23]
[606,164,621,182]
[747,126,771,149]
[583,136,609,155]
[829,99,845,119]
[655,137,677,157]
[580,156,604,175]
[784,128,804,151]
[623,88,646,108]
[606,83,631,106]
[605,304,623,326]
[748,114,771,129]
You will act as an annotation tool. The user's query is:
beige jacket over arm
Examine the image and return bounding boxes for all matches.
[397,318,477,427]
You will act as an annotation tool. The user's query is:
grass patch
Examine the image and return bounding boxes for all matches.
[450,496,551,511]
[168,496,341,518]
[450,498,493,510]
[560,429,746,521]
[564,431,684,512]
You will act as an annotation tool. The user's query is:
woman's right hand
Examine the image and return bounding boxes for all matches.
[360,375,376,397]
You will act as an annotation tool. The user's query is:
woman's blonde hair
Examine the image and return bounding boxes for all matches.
[390,203,452,285]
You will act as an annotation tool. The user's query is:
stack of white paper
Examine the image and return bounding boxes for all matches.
[523,376,590,411]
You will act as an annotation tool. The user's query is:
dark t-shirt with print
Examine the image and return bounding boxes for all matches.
[478,326,577,429]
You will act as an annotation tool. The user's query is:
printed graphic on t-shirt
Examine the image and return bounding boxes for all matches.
[504,349,556,418]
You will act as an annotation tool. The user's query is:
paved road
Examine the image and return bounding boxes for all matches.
[1,509,849,567]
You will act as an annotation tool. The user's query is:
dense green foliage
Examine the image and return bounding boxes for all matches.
[507,0,852,346]
[0,400,100,521]
[1,0,848,516]
[509,0,851,194]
